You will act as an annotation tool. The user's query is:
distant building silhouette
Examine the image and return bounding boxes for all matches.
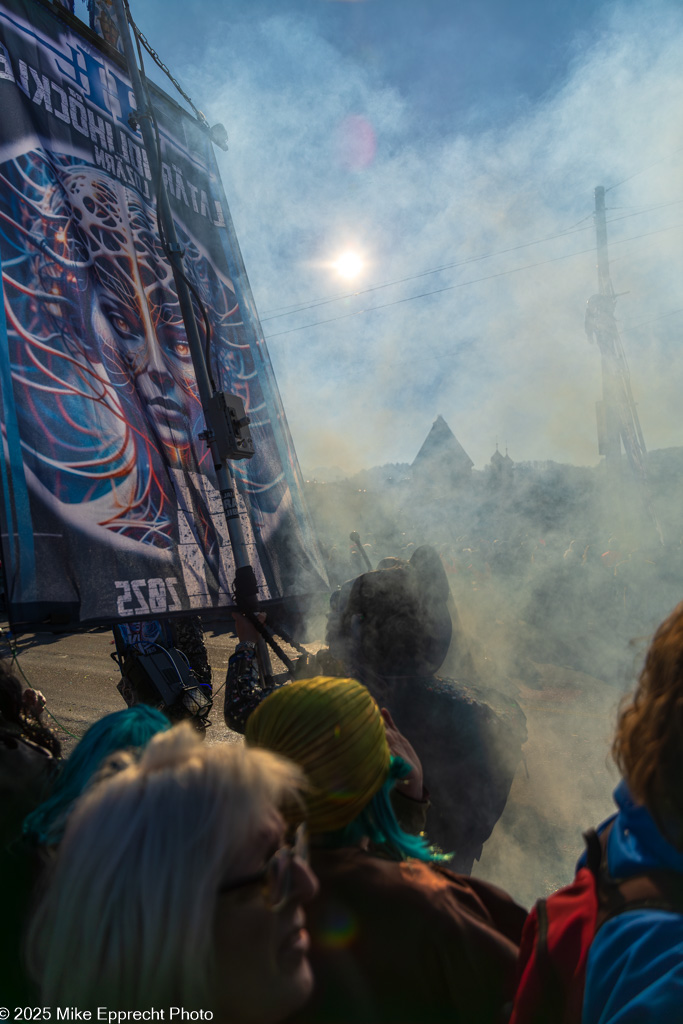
[489,444,514,489]
[411,415,474,493]
[491,444,505,472]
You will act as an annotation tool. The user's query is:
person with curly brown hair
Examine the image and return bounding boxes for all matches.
[580,601,683,1024]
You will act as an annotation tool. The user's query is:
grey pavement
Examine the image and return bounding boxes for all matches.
[0,622,246,751]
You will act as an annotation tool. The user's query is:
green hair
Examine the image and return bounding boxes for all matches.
[24,705,170,847]
[322,756,450,862]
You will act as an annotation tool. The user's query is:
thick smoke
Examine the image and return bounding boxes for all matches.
[183,0,683,475]
[143,0,682,903]
[297,452,675,904]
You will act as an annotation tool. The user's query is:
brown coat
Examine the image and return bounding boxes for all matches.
[291,846,527,1024]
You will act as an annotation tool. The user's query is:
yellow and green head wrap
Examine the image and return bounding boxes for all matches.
[245,676,391,834]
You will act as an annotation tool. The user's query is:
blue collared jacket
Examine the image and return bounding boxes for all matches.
[581,780,683,1023]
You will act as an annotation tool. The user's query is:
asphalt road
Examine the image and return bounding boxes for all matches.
[0,621,248,750]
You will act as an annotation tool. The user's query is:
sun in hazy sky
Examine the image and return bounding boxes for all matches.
[333,250,364,278]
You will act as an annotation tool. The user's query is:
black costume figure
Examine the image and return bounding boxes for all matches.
[224,546,526,874]
[326,547,526,871]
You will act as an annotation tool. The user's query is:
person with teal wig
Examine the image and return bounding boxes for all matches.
[246,675,527,1024]
[24,704,170,848]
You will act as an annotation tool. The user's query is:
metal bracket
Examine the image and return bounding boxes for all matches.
[204,392,255,461]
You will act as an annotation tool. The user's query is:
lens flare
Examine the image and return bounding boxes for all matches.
[337,114,376,171]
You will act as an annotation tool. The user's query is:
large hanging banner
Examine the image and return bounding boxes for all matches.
[0,0,328,628]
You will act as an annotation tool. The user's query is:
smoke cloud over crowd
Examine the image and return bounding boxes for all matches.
[124,0,683,902]
[168,0,683,476]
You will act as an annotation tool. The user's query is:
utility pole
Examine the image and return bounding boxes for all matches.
[112,0,275,665]
[585,186,663,543]
[594,186,611,294]
[592,185,623,482]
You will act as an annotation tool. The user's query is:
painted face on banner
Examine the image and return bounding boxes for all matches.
[65,168,203,462]
[0,154,233,548]
[91,284,196,455]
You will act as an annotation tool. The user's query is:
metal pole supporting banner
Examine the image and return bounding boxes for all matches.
[111,0,253,576]
[112,0,277,677]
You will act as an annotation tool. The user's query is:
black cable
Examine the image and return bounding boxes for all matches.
[231,565,306,674]
[233,604,310,675]
[129,8,217,391]
[260,198,683,323]
[260,221,595,321]
[621,307,683,334]
[120,6,284,677]
[1,634,83,739]
[237,609,298,675]
[606,147,683,193]
[267,618,308,657]
[125,13,210,128]
[263,221,683,341]
[149,643,213,720]
[126,6,305,679]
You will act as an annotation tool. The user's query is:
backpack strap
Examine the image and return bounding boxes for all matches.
[583,826,604,877]
[590,822,683,934]
[531,896,567,1024]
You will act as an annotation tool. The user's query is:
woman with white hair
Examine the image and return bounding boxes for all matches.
[25,724,318,1023]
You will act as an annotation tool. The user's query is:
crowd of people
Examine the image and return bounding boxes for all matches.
[327,526,683,690]
[2,553,683,1022]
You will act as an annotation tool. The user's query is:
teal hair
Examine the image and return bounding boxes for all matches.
[23,705,170,847]
[324,756,450,862]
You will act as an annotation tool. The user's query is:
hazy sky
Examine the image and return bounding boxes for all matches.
[78,0,683,473]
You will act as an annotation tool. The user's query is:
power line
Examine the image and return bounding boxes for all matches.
[260,221,594,320]
[260,198,683,325]
[267,248,600,339]
[606,147,683,193]
[263,222,683,341]
[608,196,683,222]
[621,307,683,334]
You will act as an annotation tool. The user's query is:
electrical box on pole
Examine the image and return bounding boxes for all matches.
[204,392,255,462]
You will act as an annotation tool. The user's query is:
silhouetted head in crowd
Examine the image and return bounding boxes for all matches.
[613,600,683,849]
[327,545,452,678]
[246,675,445,862]
[26,724,318,1022]
[0,661,61,760]
[24,704,170,847]
[0,661,61,848]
